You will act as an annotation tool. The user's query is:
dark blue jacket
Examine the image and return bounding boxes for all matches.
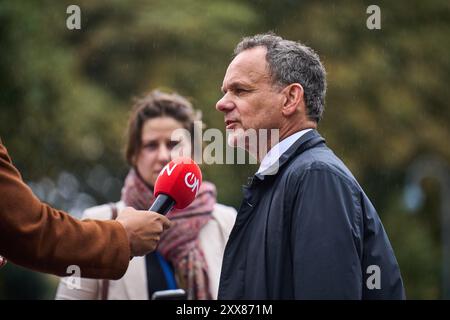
[218,130,405,299]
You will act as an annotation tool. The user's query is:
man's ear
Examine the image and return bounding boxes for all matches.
[281,83,304,117]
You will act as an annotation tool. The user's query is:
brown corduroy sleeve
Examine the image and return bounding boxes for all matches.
[0,141,130,279]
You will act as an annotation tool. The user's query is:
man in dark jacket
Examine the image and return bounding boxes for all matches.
[215,33,405,299]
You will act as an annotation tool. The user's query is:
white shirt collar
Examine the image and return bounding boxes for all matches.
[256,128,312,176]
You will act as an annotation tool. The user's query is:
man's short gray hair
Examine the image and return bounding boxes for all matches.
[234,33,327,123]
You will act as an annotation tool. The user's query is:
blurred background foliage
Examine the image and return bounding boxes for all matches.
[0,0,449,299]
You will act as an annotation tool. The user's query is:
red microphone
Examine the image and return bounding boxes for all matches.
[150,157,202,215]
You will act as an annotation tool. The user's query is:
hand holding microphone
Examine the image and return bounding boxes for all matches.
[116,207,171,257]
[117,157,202,257]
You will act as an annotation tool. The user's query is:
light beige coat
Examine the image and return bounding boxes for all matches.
[56,201,236,300]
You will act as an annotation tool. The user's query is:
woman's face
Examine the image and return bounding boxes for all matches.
[133,116,191,186]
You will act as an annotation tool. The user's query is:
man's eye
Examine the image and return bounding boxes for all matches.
[235,88,249,95]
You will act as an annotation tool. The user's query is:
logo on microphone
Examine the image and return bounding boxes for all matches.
[160,163,178,177]
[154,157,202,209]
[185,172,200,195]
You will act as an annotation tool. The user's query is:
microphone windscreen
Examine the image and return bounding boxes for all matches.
[154,157,202,209]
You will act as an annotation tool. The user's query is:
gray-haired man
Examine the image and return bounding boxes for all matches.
[216,33,405,299]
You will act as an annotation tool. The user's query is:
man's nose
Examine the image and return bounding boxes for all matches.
[216,94,235,113]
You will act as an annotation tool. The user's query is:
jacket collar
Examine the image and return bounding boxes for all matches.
[252,129,325,183]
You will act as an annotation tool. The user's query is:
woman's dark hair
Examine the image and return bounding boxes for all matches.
[125,89,201,165]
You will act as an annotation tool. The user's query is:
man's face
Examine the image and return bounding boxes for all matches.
[216,47,284,149]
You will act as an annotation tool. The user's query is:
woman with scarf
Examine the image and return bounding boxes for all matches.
[55,90,236,300]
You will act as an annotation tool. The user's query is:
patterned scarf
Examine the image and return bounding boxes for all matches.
[121,168,216,300]
[0,255,6,268]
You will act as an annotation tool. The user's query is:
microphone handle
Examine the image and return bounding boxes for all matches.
[149,194,175,215]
